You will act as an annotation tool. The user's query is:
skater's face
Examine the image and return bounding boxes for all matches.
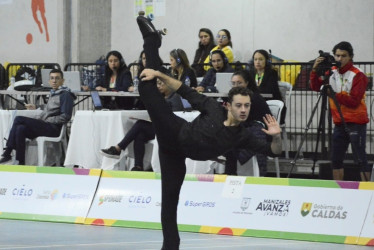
[211,53,224,71]
[227,94,251,123]
[107,55,121,72]
[334,49,351,68]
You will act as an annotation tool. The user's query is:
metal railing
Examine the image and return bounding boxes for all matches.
[0,63,6,90]
[274,62,374,161]
[3,63,61,108]
[2,61,373,160]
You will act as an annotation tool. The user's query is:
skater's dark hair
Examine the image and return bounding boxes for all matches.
[228,87,252,104]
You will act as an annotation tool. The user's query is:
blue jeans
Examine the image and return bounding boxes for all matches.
[5,116,60,164]
[331,123,370,172]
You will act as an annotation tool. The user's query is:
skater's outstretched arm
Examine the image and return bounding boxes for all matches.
[262,114,282,155]
[141,69,182,91]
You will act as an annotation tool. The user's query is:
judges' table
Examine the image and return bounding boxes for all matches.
[64,110,206,172]
[64,110,137,170]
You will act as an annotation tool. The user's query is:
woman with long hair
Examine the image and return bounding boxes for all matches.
[95,50,134,109]
[169,48,197,88]
[192,28,215,77]
[249,49,285,123]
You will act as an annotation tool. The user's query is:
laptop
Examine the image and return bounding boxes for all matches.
[215,72,233,94]
[91,91,103,110]
[63,71,81,92]
[41,68,52,88]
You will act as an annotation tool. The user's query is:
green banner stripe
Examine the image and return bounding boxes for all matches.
[102,171,160,179]
[241,229,347,243]
[36,166,77,175]
[0,212,78,223]
[0,166,81,175]
[111,219,162,230]
[245,177,289,185]
[0,165,37,173]
[289,179,340,188]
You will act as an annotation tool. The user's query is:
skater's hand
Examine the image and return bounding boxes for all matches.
[262,114,282,155]
[140,69,158,81]
[261,114,281,137]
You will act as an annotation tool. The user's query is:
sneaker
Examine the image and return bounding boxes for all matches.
[131,166,143,171]
[0,155,12,165]
[100,146,120,159]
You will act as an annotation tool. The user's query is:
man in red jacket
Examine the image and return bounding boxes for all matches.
[310,41,370,181]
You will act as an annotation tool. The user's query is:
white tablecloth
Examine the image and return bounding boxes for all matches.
[64,110,213,173]
[64,110,142,169]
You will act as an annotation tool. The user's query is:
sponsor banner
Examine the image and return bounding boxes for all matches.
[0,166,100,223]
[358,191,374,246]
[179,177,372,241]
[86,171,161,224]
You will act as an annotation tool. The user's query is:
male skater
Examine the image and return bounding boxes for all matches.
[136,15,282,250]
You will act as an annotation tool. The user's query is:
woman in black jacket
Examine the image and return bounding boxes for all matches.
[191,28,215,77]
[95,50,134,109]
[249,49,286,123]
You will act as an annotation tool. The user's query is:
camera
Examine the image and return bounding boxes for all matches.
[315,50,341,76]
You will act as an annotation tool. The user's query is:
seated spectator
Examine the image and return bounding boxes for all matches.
[95,50,134,109]
[195,50,234,93]
[224,69,271,176]
[129,50,147,80]
[100,79,184,171]
[204,29,234,71]
[169,48,197,88]
[249,49,286,123]
[192,28,216,77]
[0,69,76,165]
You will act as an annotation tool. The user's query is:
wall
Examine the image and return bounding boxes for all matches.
[0,0,111,68]
[0,0,373,68]
[112,0,374,64]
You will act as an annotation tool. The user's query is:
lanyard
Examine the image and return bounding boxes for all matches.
[255,73,263,86]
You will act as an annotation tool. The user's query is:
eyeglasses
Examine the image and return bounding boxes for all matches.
[216,35,228,40]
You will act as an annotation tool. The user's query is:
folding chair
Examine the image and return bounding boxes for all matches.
[266,100,284,178]
[278,81,293,158]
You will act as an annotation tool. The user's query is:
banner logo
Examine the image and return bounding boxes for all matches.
[255,199,291,216]
[98,195,123,206]
[301,202,348,220]
[301,202,312,217]
[0,188,7,196]
[36,189,58,200]
[184,200,215,208]
[241,197,251,211]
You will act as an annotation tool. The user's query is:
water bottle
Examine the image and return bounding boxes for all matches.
[184,76,190,87]
[133,77,139,93]
[10,76,15,87]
